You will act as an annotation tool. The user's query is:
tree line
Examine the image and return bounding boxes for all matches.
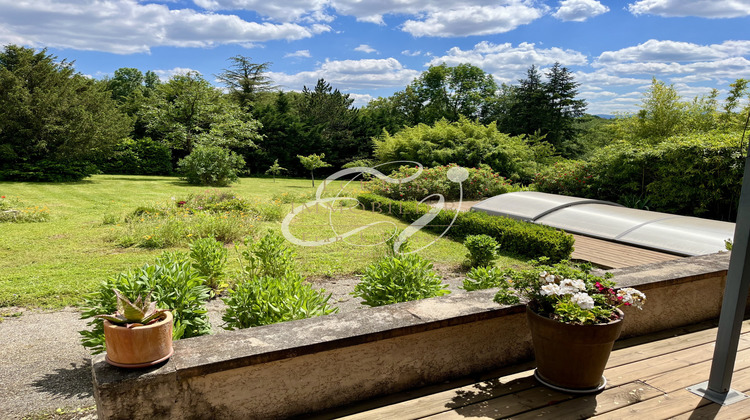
[0,44,594,182]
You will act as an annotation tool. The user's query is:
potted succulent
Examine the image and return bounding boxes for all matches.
[494,260,645,393]
[96,289,174,368]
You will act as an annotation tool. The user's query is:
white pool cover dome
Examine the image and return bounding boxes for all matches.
[471,191,735,257]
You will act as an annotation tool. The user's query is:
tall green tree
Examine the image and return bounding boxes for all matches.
[394,63,498,125]
[0,45,132,181]
[140,71,260,155]
[216,55,274,110]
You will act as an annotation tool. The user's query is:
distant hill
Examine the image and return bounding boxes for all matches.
[594,114,617,119]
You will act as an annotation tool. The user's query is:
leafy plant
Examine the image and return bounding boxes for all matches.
[178,144,245,186]
[462,266,508,291]
[493,259,645,325]
[464,234,500,267]
[384,228,411,257]
[79,251,212,354]
[95,290,168,326]
[223,230,338,329]
[190,237,228,291]
[353,254,449,307]
[222,272,337,329]
[0,196,50,223]
[237,230,297,278]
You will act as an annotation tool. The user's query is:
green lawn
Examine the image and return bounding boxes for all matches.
[0,175,525,308]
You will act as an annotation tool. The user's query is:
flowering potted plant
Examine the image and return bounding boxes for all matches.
[494,259,645,393]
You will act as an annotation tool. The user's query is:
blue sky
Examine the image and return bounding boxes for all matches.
[1,0,749,114]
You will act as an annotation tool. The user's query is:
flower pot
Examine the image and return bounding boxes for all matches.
[526,306,623,393]
[103,311,174,368]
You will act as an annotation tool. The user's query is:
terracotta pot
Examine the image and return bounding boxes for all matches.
[526,306,623,392]
[103,311,174,368]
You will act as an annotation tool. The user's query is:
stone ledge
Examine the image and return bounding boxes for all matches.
[93,251,741,419]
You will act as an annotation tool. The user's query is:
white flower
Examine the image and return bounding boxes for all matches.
[540,284,561,296]
[571,292,595,310]
[539,271,556,283]
[558,279,584,295]
[617,288,646,309]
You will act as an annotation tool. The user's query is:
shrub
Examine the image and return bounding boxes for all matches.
[178,144,245,186]
[223,230,338,329]
[368,164,514,201]
[533,160,593,197]
[356,193,574,262]
[464,234,500,268]
[462,266,509,291]
[372,118,551,183]
[353,254,449,307]
[222,272,337,329]
[190,237,229,291]
[98,137,173,175]
[79,251,212,354]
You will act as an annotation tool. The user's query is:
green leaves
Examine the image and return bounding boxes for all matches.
[463,234,500,268]
[353,254,449,307]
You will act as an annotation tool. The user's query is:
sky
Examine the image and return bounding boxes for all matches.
[0,0,749,114]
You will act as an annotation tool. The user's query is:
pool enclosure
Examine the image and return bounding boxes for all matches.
[470,191,735,257]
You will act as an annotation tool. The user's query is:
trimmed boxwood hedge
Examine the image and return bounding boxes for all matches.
[356,193,574,262]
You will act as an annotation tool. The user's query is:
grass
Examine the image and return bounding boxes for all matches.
[0,175,526,309]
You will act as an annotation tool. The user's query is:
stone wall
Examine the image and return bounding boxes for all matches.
[93,252,742,419]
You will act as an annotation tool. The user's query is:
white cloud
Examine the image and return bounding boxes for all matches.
[597,39,750,63]
[402,4,544,37]
[355,44,377,54]
[193,0,331,23]
[285,49,312,58]
[348,93,374,107]
[552,0,609,22]
[427,41,588,83]
[401,50,423,56]
[628,0,750,18]
[268,57,419,91]
[0,0,331,54]
[152,67,202,81]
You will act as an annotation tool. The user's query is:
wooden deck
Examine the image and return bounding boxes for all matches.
[318,319,750,420]
[570,234,683,269]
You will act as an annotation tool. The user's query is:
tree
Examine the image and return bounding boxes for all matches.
[635,78,684,140]
[393,63,498,125]
[298,153,331,187]
[215,55,274,110]
[140,71,261,155]
[0,45,132,181]
[265,159,287,182]
[544,63,587,153]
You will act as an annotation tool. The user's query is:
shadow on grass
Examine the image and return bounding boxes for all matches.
[31,359,94,399]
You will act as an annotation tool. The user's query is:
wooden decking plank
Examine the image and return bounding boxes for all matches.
[669,394,750,419]
[422,381,575,420]
[591,366,750,419]
[338,376,536,420]
[570,234,681,269]
[509,381,664,419]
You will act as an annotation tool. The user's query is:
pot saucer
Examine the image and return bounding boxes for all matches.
[533,369,607,394]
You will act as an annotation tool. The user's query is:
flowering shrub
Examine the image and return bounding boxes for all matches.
[533,160,593,197]
[0,195,50,223]
[493,259,645,325]
[368,164,514,201]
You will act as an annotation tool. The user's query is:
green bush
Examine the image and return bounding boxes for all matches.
[373,118,552,183]
[178,144,245,187]
[98,137,172,175]
[223,230,338,329]
[222,272,337,329]
[353,254,449,307]
[0,160,99,182]
[463,234,500,268]
[190,237,228,291]
[356,193,574,261]
[462,266,509,291]
[79,251,212,354]
[368,164,514,201]
[0,196,50,223]
[535,131,744,221]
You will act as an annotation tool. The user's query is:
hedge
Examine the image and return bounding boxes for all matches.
[356,193,574,262]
